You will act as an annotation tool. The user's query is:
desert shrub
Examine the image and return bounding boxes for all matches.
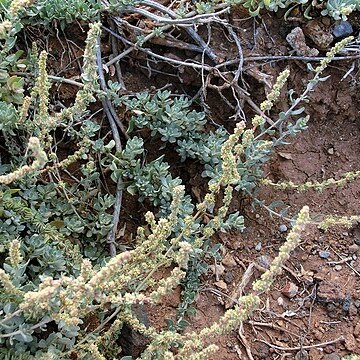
[0,0,358,359]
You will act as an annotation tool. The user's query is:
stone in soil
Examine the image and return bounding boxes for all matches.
[214,280,228,290]
[348,244,359,254]
[282,282,299,298]
[286,27,319,56]
[317,280,346,303]
[354,322,360,337]
[224,271,235,284]
[295,349,309,360]
[344,333,357,351]
[303,20,333,50]
[322,353,340,360]
[319,249,331,259]
[257,255,271,269]
[119,305,150,357]
[222,253,237,268]
[333,21,353,38]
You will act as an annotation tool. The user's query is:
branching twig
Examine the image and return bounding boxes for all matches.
[96,37,125,257]
[257,336,344,351]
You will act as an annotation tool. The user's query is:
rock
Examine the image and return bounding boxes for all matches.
[257,255,271,269]
[317,280,345,303]
[224,271,235,285]
[324,345,336,353]
[344,333,357,351]
[214,280,228,290]
[277,297,284,307]
[354,322,360,337]
[319,250,331,259]
[255,242,262,251]
[333,21,353,38]
[253,342,270,358]
[348,244,359,254]
[327,147,334,155]
[119,304,150,357]
[354,300,360,308]
[334,265,342,271]
[279,224,288,233]
[282,282,299,298]
[309,348,324,360]
[322,353,340,360]
[295,349,309,360]
[309,348,323,360]
[304,20,333,50]
[222,253,237,268]
[354,237,360,246]
[349,303,358,316]
[286,27,319,56]
[342,294,351,313]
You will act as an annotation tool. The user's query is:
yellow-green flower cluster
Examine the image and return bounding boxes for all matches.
[9,238,22,268]
[18,96,31,124]
[178,294,260,357]
[220,121,245,185]
[260,69,290,111]
[253,206,310,293]
[0,20,12,39]
[252,114,266,128]
[262,169,360,192]
[0,269,23,296]
[9,0,33,17]
[20,278,62,318]
[41,138,92,174]
[0,137,48,184]
[318,215,360,231]
[87,343,106,360]
[88,251,131,291]
[315,36,354,74]
[33,51,50,127]
[60,23,101,121]
[150,267,186,303]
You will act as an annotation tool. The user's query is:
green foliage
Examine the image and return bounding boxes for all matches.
[27,0,101,28]
[0,1,356,359]
[196,0,359,19]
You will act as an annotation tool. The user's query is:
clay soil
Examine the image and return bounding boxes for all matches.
[34,6,360,359]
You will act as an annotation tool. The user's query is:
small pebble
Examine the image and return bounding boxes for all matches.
[282,282,299,298]
[354,300,360,308]
[354,238,360,246]
[257,255,271,269]
[214,280,227,290]
[295,349,309,360]
[255,213,260,219]
[349,303,357,316]
[255,242,262,251]
[342,294,351,313]
[333,21,353,38]
[319,250,331,259]
[335,264,342,271]
[224,271,235,285]
[348,244,359,254]
[322,353,340,360]
[279,224,288,233]
[327,147,334,155]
